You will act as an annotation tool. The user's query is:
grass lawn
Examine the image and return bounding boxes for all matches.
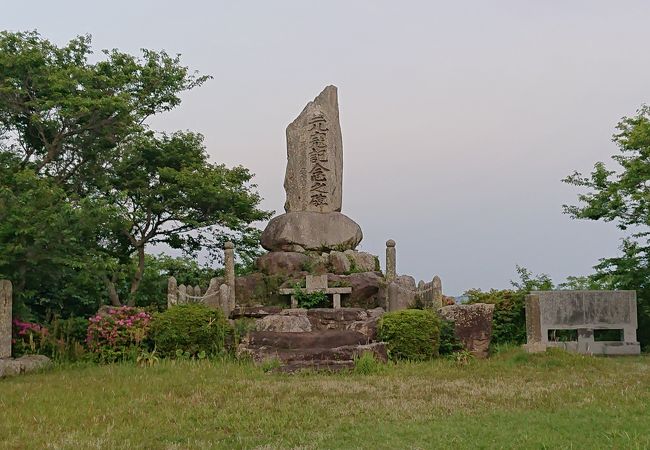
[1,348,649,449]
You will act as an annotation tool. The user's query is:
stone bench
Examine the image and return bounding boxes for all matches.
[525,290,640,355]
[278,274,351,309]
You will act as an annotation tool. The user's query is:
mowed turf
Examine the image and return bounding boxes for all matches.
[1,348,649,449]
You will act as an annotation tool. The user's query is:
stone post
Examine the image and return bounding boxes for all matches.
[387,281,399,312]
[167,276,177,308]
[224,242,236,312]
[178,284,187,304]
[219,284,231,317]
[385,239,396,281]
[1,280,12,358]
[385,240,397,310]
[432,275,443,309]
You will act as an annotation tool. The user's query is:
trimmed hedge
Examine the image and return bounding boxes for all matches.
[148,304,230,358]
[377,309,441,361]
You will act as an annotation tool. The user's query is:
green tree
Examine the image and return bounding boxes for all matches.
[0,30,207,185]
[563,105,650,347]
[100,131,270,305]
[0,31,269,315]
[0,155,114,319]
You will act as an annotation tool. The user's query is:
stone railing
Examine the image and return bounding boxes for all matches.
[384,239,443,311]
[166,242,237,317]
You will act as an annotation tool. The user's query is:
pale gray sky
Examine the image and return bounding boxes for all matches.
[4,1,649,294]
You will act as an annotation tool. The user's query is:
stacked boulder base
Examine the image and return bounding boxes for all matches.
[237,307,387,372]
[231,249,386,310]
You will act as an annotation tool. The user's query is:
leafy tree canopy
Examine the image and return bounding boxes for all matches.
[563,105,650,347]
[0,31,270,316]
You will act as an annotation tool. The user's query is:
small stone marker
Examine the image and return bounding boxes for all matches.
[178,284,187,304]
[1,280,12,358]
[432,276,443,309]
[167,276,177,308]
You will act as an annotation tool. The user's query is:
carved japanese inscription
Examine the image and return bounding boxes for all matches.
[308,113,330,207]
[284,85,343,213]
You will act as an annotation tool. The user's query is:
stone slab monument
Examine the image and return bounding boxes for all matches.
[1,280,11,358]
[524,290,640,355]
[261,86,363,252]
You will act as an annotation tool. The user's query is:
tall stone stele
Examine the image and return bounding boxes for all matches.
[261,86,363,252]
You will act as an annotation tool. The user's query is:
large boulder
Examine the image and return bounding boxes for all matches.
[231,305,283,319]
[438,303,495,358]
[328,251,351,274]
[256,252,310,276]
[328,272,386,308]
[256,309,312,332]
[344,250,378,272]
[235,273,267,306]
[260,211,363,252]
[347,308,384,341]
[306,308,370,331]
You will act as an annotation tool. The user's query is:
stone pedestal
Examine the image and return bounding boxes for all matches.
[261,211,362,252]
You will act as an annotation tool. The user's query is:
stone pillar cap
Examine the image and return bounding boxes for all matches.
[386,239,396,247]
[224,241,234,249]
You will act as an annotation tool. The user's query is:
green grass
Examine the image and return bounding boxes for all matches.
[1,348,650,449]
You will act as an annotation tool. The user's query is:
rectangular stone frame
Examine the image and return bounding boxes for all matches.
[525,290,640,355]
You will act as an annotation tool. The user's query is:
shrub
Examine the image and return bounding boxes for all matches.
[353,352,384,375]
[46,317,89,361]
[12,317,89,361]
[438,318,464,355]
[86,306,152,363]
[232,317,256,346]
[377,309,441,361]
[148,304,230,358]
[292,284,328,309]
[12,319,49,357]
[465,289,526,345]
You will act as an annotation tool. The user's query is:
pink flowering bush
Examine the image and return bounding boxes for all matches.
[86,306,152,363]
[12,319,49,356]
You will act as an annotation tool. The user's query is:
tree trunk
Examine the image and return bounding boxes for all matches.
[127,245,146,306]
[104,275,122,306]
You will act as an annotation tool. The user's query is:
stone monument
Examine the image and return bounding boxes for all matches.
[261,86,363,252]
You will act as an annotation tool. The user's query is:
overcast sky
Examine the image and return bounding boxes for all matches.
[4,1,650,295]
